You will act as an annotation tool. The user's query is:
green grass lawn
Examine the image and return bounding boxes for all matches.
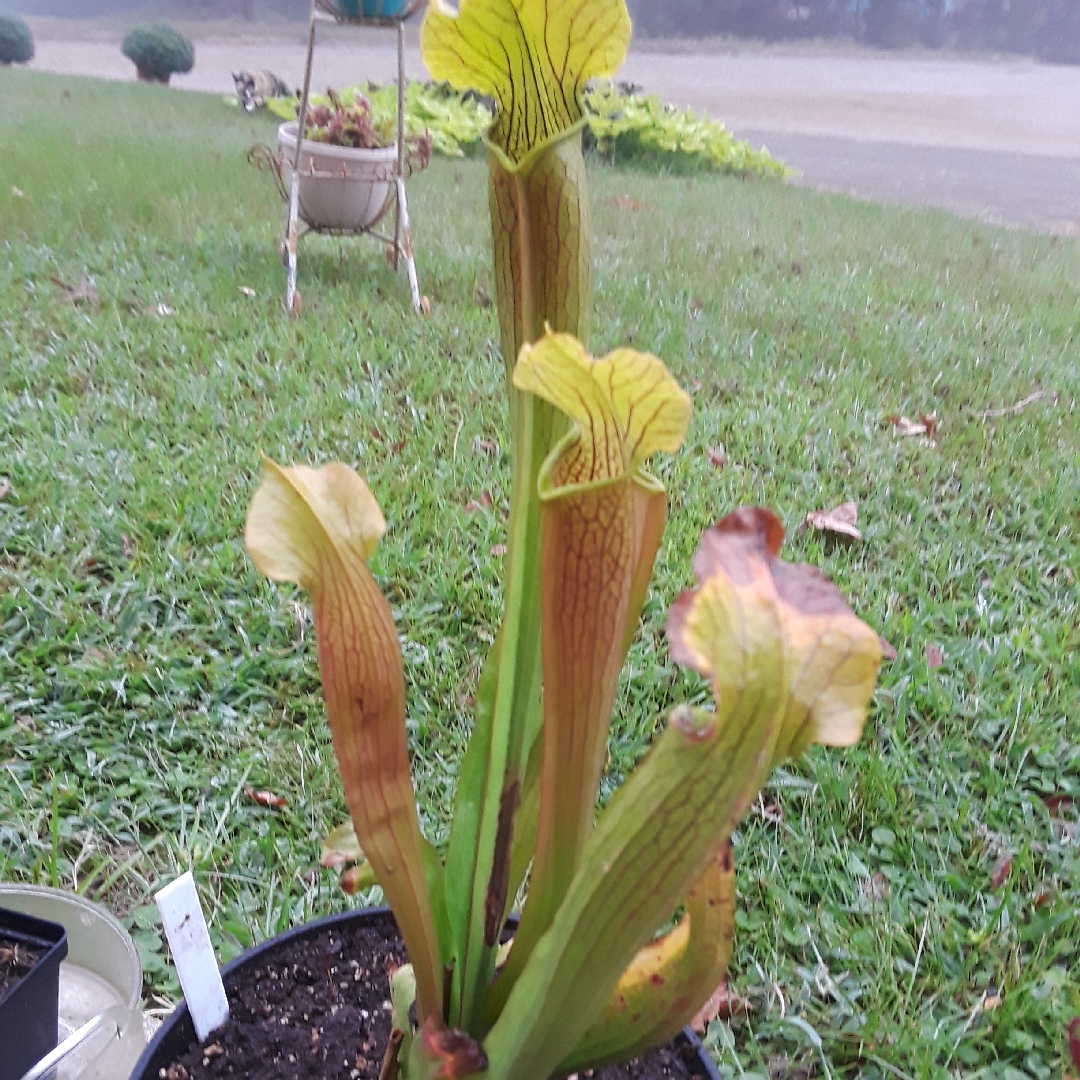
[1,68,1079,1079]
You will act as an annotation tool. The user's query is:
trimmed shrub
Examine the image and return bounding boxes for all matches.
[121,24,194,84]
[0,15,34,65]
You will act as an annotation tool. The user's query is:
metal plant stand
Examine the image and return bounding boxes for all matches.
[284,0,426,315]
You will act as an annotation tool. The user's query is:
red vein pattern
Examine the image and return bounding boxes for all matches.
[422,0,631,165]
[245,461,445,1021]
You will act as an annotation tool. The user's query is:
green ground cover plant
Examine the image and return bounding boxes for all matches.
[1,68,1079,1078]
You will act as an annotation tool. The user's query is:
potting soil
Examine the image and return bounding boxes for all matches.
[160,911,708,1080]
[0,933,44,998]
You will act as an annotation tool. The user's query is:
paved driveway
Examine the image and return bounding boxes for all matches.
[24,19,1080,232]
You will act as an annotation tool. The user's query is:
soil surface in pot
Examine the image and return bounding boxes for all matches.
[159,911,708,1080]
[0,933,44,996]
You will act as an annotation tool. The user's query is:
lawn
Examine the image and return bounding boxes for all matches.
[1,68,1079,1080]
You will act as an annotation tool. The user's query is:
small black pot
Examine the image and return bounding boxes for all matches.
[131,906,721,1080]
[0,905,69,1080]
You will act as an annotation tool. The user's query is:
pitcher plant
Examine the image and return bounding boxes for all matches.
[244,0,883,1076]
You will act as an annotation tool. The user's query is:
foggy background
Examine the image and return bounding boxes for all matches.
[8,0,1080,62]
[6,0,1080,232]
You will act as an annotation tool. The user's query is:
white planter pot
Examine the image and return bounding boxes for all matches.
[277,121,397,232]
[0,884,146,1080]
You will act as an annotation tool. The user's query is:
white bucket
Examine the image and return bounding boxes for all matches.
[277,121,397,232]
[0,884,146,1080]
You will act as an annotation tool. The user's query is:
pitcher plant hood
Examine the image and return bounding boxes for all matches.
[421,0,631,166]
[667,506,883,766]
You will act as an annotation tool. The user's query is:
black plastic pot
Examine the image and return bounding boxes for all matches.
[131,906,722,1080]
[0,905,69,1080]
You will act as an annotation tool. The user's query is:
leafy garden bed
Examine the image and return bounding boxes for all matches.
[264,81,787,178]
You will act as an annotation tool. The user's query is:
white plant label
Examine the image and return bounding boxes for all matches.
[156,871,230,1041]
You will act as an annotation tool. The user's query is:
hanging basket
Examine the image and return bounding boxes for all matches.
[315,0,426,23]
[336,0,408,17]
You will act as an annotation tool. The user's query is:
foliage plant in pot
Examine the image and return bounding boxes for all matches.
[277,88,433,233]
[135,0,883,1077]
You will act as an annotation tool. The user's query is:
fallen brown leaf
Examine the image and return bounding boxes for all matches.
[805,500,862,541]
[926,643,944,669]
[990,853,1012,890]
[474,284,492,309]
[51,276,99,306]
[706,445,726,469]
[613,195,651,212]
[390,439,406,456]
[0,477,11,501]
[885,413,938,443]
[420,295,432,316]
[981,988,1002,1012]
[121,533,136,559]
[465,491,493,513]
[690,979,750,1032]
[688,377,703,393]
[489,544,508,557]
[476,438,499,455]
[862,871,890,902]
[340,865,371,894]
[1043,794,1076,818]
[879,636,898,661]
[244,786,286,809]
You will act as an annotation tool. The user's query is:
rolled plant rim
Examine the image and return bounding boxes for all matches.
[129,906,722,1080]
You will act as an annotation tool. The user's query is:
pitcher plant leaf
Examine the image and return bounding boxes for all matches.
[559,842,737,1072]
[245,458,444,1021]
[481,510,879,1079]
[488,334,690,1019]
